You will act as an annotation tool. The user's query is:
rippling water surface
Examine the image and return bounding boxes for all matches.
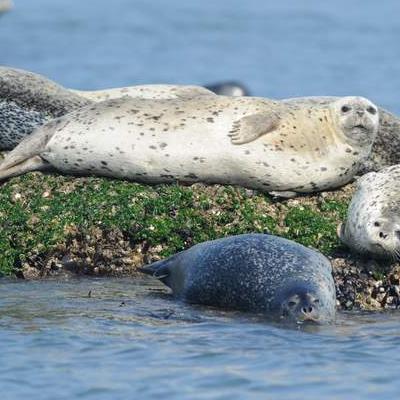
[1,1,400,398]
[1,277,400,400]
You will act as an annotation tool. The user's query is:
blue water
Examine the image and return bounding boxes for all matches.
[1,277,400,400]
[1,0,400,112]
[1,1,400,398]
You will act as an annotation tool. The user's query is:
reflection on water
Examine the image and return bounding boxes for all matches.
[0,277,400,400]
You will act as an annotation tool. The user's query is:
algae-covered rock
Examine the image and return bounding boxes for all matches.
[0,171,399,310]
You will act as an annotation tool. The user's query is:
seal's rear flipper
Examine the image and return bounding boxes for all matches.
[0,155,51,181]
[0,119,58,181]
[138,260,171,280]
[228,111,280,145]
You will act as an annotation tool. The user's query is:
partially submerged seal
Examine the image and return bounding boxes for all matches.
[0,66,214,149]
[139,234,336,324]
[0,95,379,196]
[339,165,400,260]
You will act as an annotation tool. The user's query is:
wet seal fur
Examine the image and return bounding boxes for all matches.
[339,164,400,260]
[0,66,214,150]
[139,234,336,324]
[284,96,400,173]
[0,95,379,195]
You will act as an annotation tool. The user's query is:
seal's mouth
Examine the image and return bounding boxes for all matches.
[353,124,366,130]
[296,315,320,325]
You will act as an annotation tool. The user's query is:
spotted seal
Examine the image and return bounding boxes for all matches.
[0,95,379,195]
[139,234,336,324]
[339,165,400,260]
[284,96,400,174]
[0,66,214,149]
[0,66,91,150]
[69,84,214,102]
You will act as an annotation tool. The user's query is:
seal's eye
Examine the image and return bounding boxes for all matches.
[341,106,351,113]
[288,301,297,308]
[367,106,377,115]
[374,221,381,227]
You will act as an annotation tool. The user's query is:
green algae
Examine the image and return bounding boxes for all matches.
[0,172,352,277]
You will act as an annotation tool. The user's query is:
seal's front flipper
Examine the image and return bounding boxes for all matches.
[0,155,51,181]
[269,190,299,199]
[228,111,280,145]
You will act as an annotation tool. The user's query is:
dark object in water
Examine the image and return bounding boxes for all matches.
[205,81,250,96]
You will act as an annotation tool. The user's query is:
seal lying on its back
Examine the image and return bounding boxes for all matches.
[139,234,336,324]
[0,95,379,195]
[284,96,400,173]
[0,66,214,149]
[339,165,400,260]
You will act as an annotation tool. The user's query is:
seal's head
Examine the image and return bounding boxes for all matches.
[332,96,379,146]
[364,216,400,259]
[339,167,400,261]
[341,213,400,260]
[271,281,332,324]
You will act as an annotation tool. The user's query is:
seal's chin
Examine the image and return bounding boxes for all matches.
[369,242,400,261]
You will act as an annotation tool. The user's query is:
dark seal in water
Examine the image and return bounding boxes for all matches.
[139,234,336,324]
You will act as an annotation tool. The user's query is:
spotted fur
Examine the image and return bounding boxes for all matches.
[340,164,400,260]
[139,234,336,323]
[0,95,379,194]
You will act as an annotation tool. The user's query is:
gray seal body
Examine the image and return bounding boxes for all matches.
[139,234,336,324]
[339,165,400,260]
[0,66,90,150]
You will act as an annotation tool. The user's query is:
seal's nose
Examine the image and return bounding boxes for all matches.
[301,305,314,315]
[298,297,320,321]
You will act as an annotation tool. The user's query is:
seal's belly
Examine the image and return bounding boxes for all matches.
[44,117,359,192]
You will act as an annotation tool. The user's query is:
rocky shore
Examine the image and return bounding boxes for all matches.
[0,165,399,311]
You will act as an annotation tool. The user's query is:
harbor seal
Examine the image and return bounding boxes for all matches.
[204,81,250,96]
[0,66,91,149]
[0,66,214,149]
[139,234,336,324]
[339,164,400,260]
[69,84,214,102]
[284,96,400,173]
[0,95,379,195]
